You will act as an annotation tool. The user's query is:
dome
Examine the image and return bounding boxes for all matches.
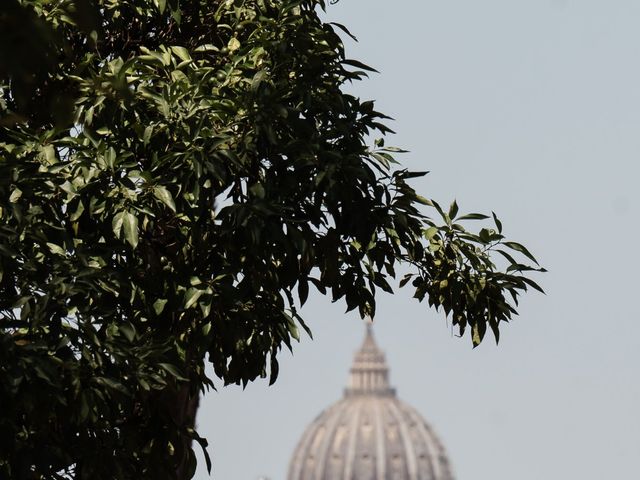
[287,325,455,480]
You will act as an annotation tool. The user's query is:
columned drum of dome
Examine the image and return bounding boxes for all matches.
[287,326,455,480]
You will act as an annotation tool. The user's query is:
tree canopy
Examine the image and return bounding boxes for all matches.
[0,0,544,478]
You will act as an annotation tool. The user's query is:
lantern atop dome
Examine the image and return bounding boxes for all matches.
[345,323,395,397]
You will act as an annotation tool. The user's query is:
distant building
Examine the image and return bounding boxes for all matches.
[287,325,455,480]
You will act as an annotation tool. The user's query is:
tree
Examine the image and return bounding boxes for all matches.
[0,0,544,478]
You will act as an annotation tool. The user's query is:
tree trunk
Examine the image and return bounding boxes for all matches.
[172,384,201,480]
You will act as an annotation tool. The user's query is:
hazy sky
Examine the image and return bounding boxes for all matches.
[195,1,640,478]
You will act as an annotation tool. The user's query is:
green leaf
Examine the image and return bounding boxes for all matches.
[399,274,413,288]
[448,200,459,220]
[249,182,265,199]
[496,249,518,266]
[503,241,539,264]
[472,323,481,347]
[457,213,489,221]
[382,146,409,153]
[46,242,66,256]
[415,195,432,205]
[287,317,300,342]
[159,363,188,381]
[112,211,125,238]
[154,0,167,13]
[227,37,241,52]
[521,276,545,293]
[143,125,153,146]
[492,211,503,233]
[298,280,309,305]
[184,287,203,309]
[123,212,139,248]
[94,377,129,395]
[153,299,168,315]
[105,147,116,169]
[194,44,217,52]
[42,145,57,164]
[119,323,137,342]
[192,432,212,473]
[9,187,22,203]
[328,21,358,41]
[342,58,379,73]
[171,46,191,62]
[199,300,212,318]
[70,201,85,221]
[431,200,448,224]
[425,226,438,240]
[269,354,279,385]
[153,185,176,212]
[251,70,268,92]
[479,228,493,244]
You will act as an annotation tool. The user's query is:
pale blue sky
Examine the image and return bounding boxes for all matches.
[196,1,640,478]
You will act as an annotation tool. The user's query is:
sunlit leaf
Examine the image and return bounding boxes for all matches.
[153,185,176,212]
[123,212,139,248]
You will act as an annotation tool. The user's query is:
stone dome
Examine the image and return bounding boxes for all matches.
[287,325,455,480]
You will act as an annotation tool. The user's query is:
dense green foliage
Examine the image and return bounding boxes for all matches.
[0,0,544,478]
